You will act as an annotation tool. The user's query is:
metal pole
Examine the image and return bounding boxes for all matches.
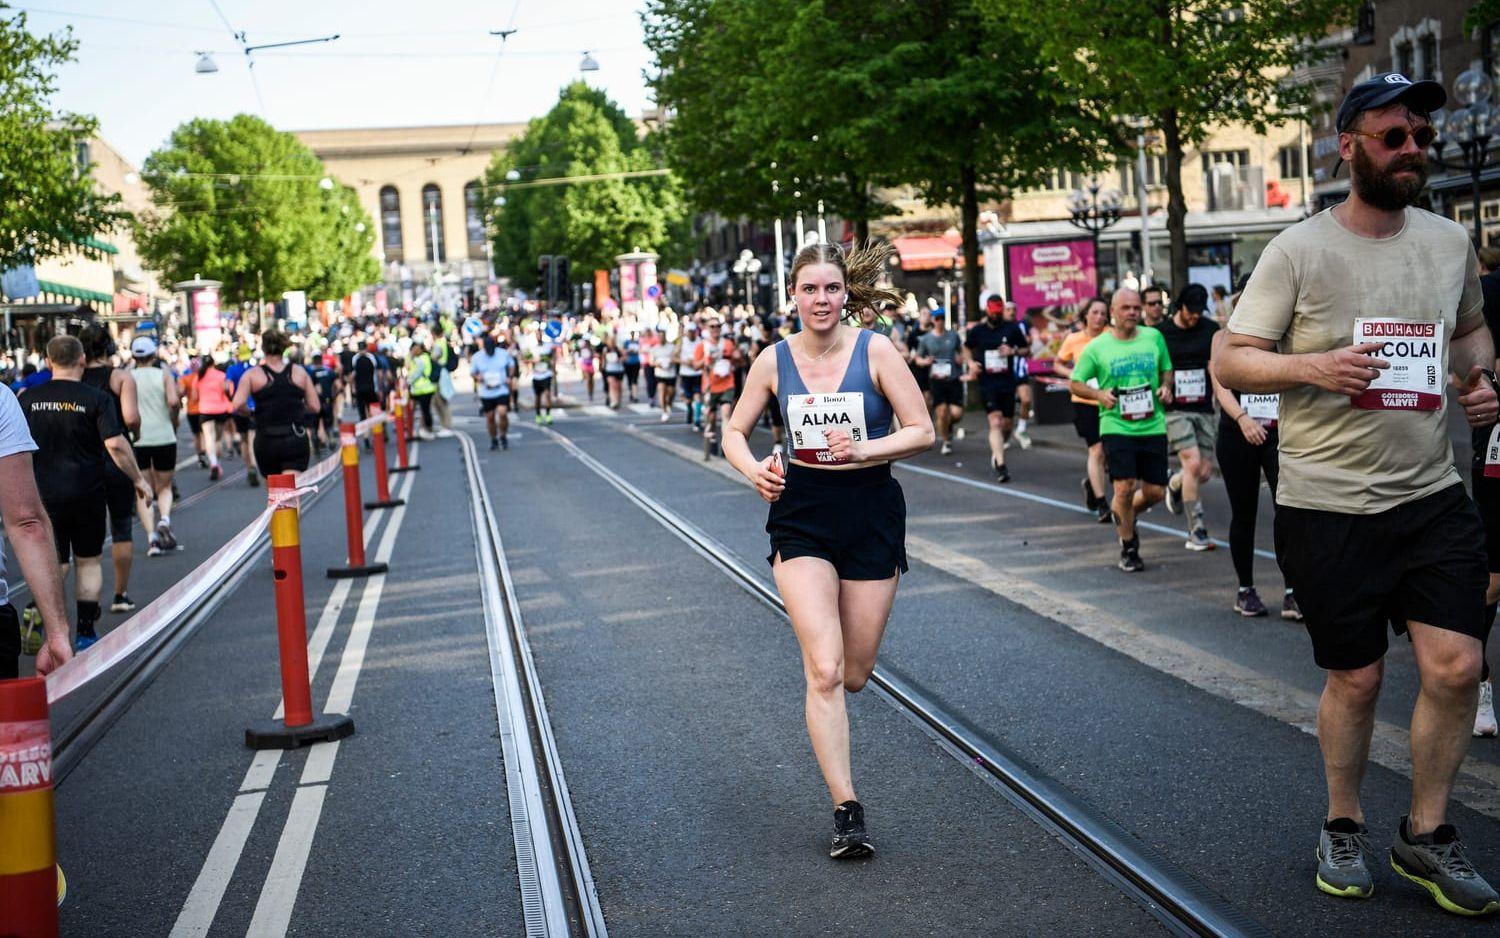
[795,209,805,249]
[773,217,787,311]
[1136,132,1151,285]
[817,199,827,244]
[1299,115,1313,216]
[1473,144,1486,247]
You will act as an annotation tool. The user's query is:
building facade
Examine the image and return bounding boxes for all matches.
[294,122,528,308]
[1307,2,1500,244]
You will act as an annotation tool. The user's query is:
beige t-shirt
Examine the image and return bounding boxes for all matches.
[1228,207,1483,514]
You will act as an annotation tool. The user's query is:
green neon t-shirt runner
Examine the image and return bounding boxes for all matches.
[1071,327,1173,437]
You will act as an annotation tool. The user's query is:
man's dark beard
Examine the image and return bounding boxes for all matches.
[1351,140,1429,211]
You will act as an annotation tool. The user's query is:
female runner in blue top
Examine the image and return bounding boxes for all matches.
[722,241,933,859]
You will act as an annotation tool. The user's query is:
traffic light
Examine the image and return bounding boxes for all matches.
[537,254,553,300]
[553,256,570,309]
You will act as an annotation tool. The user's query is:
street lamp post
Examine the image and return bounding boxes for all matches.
[1429,65,1496,247]
[732,249,762,313]
[1065,180,1123,292]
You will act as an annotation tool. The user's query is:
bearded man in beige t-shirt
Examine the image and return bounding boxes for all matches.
[1220,72,1500,917]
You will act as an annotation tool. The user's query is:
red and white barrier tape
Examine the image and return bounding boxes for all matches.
[44,424,376,703]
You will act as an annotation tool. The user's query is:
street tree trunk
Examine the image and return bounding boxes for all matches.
[1161,105,1189,295]
[960,162,980,324]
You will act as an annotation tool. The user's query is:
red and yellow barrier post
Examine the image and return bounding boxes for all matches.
[366,408,404,509]
[327,422,388,579]
[390,398,419,473]
[0,676,60,937]
[246,474,355,749]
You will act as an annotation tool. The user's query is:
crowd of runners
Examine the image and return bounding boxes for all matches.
[0,70,1495,920]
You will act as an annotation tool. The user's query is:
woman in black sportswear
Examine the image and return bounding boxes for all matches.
[229,330,321,476]
[1209,330,1300,620]
[722,242,933,860]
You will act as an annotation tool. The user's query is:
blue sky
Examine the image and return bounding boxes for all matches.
[18,0,655,167]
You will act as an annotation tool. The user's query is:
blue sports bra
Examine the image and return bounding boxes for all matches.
[774,329,894,448]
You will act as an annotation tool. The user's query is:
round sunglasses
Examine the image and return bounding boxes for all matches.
[1344,124,1437,151]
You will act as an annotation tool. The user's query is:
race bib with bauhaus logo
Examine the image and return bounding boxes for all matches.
[788,392,867,464]
[1351,318,1443,411]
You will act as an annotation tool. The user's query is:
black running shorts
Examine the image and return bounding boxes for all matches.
[980,383,1016,417]
[1275,483,1488,671]
[1071,401,1101,447]
[233,413,254,434]
[766,462,908,581]
[104,466,134,541]
[480,395,510,414]
[134,443,177,473]
[47,494,106,563]
[1102,433,1168,485]
[253,426,311,477]
[930,378,963,407]
[678,375,701,398]
[187,413,203,433]
[1471,463,1500,573]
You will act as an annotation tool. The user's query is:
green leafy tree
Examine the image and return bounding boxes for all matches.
[644,0,896,243]
[136,114,378,304]
[0,5,125,272]
[1010,0,1359,291]
[485,82,688,292]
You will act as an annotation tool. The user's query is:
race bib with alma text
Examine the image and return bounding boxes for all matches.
[788,392,868,464]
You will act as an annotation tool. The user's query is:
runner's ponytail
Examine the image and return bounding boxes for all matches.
[790,241,904,322]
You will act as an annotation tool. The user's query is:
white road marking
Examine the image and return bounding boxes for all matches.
[245,785,328,938]
[580,405,616,417]
[169,451,417,937]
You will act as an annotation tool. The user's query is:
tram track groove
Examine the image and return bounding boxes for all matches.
[541,423,1270,938]
[460,430,607,938]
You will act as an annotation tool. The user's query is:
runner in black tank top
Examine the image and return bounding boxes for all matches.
[230,331,321,476]
[79,322,142,614]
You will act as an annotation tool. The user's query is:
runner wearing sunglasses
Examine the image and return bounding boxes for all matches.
[1219,72,1500,917]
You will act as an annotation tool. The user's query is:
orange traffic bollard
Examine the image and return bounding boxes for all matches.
[390,398,419,473]
[245,474,355,749]
[366,408,404,509]
[327,422,388,579]
[0,676,60,937]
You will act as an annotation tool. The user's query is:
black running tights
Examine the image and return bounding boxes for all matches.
[1216,422,1279,589]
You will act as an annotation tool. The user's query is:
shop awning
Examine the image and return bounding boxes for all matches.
[36,279,113,304]
[890,233,980,272]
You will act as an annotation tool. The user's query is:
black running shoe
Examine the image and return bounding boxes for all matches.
[1095,502,1113,524]
[993,460,1010,484]
[247,468,259,487]
[110,592,136,613]
[490,436,500,451]
[500,435,509,450]
[1118,538,1145,573]
[831,800,874,859]
[1081,477,1097,511]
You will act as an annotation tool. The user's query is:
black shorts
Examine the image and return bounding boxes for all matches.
[1472,464,1500,573]
[134,443,177,473]
[930,378,963,407]
[766,462,908,581]
[187,413,203,433]
[708,390,734,410]
[253,426,311,477]
[1276,483,1488,671]
[679,375,702,397]
[480,395,510,414]
[532,378,553,398]
[911,364,931,392]
[203,411,231,424]
[234,413,255,434]
[47,494,106,563]
[1102,433,1169,485]
[0,603,19,680]
[1071,401,1101,447]
[980,382,1016,417]
[104,467,134,541]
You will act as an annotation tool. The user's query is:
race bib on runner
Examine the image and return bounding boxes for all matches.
[1242,392,1279,427]
[930,361,953,380]
[787,392,867,465]
[482,370,503,389]
[713,358,732,378]
[1486,425,1500,479]
[984,349,1005,374]
[1351,318,1444,411]
[605,352,620,366]
[1118,384,1155,421]
[1174,369,1207,404]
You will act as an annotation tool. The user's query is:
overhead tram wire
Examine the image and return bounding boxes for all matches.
[461,13,521,158]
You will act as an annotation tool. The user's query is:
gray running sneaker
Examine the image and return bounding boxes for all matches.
[1184,526,1214,551]
[1391,818,1500,916]
[1317,818,1374,899]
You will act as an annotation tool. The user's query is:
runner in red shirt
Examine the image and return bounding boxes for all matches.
[694,318,740,460]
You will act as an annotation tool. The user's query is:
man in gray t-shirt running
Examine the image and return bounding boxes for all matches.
[913,317,967,454]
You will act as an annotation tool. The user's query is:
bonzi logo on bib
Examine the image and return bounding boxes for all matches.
[1351,318,1443,411]
[787,392,867,464]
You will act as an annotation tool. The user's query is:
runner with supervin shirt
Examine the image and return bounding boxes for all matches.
[722,240,933,860]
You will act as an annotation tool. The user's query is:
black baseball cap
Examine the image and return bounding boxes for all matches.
[1177,283,1208,314]
[1336,72,1446,133]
